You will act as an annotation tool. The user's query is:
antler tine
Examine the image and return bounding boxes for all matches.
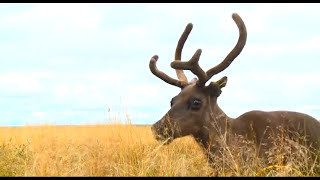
[149,55,186,88]
[206,13,247,81]
[174,23,193,83]
[171,49,207,86]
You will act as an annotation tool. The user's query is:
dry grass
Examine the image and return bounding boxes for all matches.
[0,123,319,177]
[0,124,211,176]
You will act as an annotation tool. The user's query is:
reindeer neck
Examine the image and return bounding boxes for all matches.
[194,97,233,149]
[208,96,232,126]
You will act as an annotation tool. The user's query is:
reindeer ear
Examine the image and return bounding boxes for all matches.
[216,76,228,88]
[205,76,227,97]
[206,82,222,97]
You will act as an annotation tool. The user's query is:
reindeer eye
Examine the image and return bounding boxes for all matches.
[170,98,173,107]
[191,99,202,110]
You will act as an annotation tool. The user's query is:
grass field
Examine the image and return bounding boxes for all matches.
[0,123,319,176]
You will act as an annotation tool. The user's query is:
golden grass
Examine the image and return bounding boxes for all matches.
[0,124,212,176]
[0,123,319,176]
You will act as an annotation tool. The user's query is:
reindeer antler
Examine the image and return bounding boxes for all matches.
[174,23,193,83]
[205,13,247,81]
[149,23,196,88]
[149,55,187,88]
[170,13,247,86]
[150,13,247,87]
[171,49,207,86]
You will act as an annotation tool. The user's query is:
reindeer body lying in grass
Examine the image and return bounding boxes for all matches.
[149,13,320,174]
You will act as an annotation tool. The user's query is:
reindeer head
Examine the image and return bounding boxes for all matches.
[150,13,247,144]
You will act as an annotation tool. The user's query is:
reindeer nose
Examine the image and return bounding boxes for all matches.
[151,123,157,135]
[151,120,162,136]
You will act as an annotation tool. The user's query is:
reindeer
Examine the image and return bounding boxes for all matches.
[149,13,320,172]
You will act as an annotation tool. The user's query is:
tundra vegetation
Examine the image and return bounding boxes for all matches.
[0,121,319,176]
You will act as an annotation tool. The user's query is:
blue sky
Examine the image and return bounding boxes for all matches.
[0,3,320,126]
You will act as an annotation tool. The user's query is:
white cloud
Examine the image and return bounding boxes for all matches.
[0,70,178,118]
[148,3,222,19]
[245,34,320,56]
[299,105,320,112]
[229,71,320,95]
[0,72,53,93]
[47,72,132,107]
[0,71,129,104]
[296,35,320,51]
[120,83,166,106]
[102,24,156,51]
[31,111,46,117]
[0,3,102,34]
